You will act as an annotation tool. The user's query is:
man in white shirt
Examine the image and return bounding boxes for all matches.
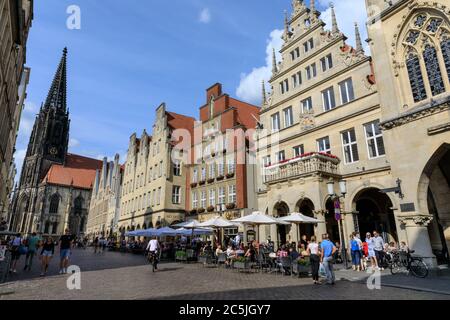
[146,236,160,272]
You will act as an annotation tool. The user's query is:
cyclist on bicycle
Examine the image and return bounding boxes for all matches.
[146,236,160,272]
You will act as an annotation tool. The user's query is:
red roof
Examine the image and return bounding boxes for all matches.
[167,111,196,142]
[42,154,103,190]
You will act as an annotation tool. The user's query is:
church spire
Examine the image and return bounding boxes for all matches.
[272,48,278,75]
[355,22,364,53]
[330,3,340,34]
[44,47,67,111]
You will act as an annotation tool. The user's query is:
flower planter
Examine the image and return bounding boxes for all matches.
[233,261,251,271]
[197,208,205,214]
[216,175,224,181]
[226,173,235,179]
[207,206,215,212]
[226,203,236,210]
[294,263,310,277]
[199,181,206,186]
[189,209,197,215]
[190,183,198,188]
[175,251,187,262]
[207,178,215,184]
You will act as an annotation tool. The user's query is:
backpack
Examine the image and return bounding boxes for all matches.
[351,240,359,251]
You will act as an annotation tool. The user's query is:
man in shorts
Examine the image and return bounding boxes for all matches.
[59,229,74,274]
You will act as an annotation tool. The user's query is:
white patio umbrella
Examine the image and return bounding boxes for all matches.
[198,216,239,247]
[231,212,287,242]
[278,212,324,245]
[173,220,204,239]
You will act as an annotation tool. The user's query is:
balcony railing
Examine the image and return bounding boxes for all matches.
[263,153,340,184]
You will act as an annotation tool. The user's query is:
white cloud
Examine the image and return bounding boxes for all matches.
[317,0,370,53]
[199,8,211,24]
[69,138,80,148]
[236,29,283,104]
[13,149,26,171]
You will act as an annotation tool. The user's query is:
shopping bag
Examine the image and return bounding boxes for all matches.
[319,262,326,277]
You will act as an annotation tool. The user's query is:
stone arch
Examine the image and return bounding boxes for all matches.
[273,201,290,246]
[295,198,316,240]
[418,143,450,264]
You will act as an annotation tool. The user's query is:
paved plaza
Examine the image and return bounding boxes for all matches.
[1,249,450,300]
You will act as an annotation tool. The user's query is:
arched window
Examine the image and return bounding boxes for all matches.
[406,53,427,102]
[423,44,445,96]
[74,196,83,215]
[49,194,59,214]
[441,36,450,81]
[401,11,450,103]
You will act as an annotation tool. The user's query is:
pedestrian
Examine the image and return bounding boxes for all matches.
[9,233,24,274]
[373,230,385,270]
[350,233,362,272]
[365,232,379,272]
[24,232,41,271]
[40,237,55,277]
[320,233,337,285]
[59,229,74,274]
[93,236,99,253]
[307,236,321,285]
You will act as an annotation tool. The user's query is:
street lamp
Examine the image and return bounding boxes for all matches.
[327,178,349,270]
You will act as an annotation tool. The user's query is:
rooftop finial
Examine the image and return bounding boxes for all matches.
[330,3,340,34]
[262,80,267,107]
[310,0,316,21]
[355,22,364,53]
[272,47,278,75]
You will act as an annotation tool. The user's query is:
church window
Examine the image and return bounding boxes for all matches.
[423,44,445,96]
[406,54,427,102]
[426,18,442,33]
[49,194,59,214]
[406,31,420,44]
[414,14,427,28]
[441,37,450,82]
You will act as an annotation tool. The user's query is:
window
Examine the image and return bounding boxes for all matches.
[280,79,289,94]
[339,78,355,104]
[173,160,181,176]
[304,38,314,53]
[192,192,198,209]
[271,113,280,132]
[157,187,161,205]
[153,165,158,179]
[293,145,304,158]
[291,47,300,60]
[292,71,302,88]
[148,168,152,182]
[218,162,225,176]
[172,186,181,204]
[441,38,450,82]
[218,187,226,204]
[152,189,156,207]
[423,44,445,96]
[228,185,236,204]
[49,194,59,214]
[317,137,331,154]
[341,129,359,164]
[321,54,333,71]
[263,155,271,167]
[322,87,336,111]
[159,161,163,177]
[227,158,235,174]
[283,107,293,128]
[192,169,198,183]
[301,97,312,113]
[276,151,286,162]
[148,192,152,208]
[364,120,386,159]
[209,189,216,206]
[201,167,206,181]
[201,191,207,208]
[209,163,215,178]
[306,63,317,80]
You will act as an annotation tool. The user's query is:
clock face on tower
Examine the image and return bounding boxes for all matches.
[49,147,58,156]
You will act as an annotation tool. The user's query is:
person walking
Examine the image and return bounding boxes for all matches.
[93,236,99,253]
[365,232,379,272]
[59,229,74,274]
[24,232,41,271]
[40,237,55,277]
[350,233,362,272]
[307,236,321,285]
[373,230,385,270]
[9,234,23,274]
[320,234,337,285]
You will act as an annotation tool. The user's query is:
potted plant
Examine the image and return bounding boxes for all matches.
[207,206,215,212]
[207,178,215,184]
[190,182,198,188]
[189,209,197,215]
[226,172,235,179]
[295,258,310,276]
[198,208,205,214]
[233,257,250,271]
[199,180,206,186]
[216,175,224,181]
[226,203,236,210]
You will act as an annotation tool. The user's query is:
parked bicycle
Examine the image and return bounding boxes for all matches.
[389,250,429,278]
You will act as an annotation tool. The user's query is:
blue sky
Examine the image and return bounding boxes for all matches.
[15,0,368,177]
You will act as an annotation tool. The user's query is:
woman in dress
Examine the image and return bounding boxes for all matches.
[365,233,379,272]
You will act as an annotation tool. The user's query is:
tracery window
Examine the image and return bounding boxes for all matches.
[402,11,449,103]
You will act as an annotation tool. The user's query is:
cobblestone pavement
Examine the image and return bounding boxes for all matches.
[1,249,449,300]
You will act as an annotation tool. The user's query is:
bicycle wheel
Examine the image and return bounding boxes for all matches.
[390,260,404,275]
[410,259,428,278]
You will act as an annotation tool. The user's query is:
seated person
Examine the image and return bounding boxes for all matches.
[289,247,300,260]
[235,244,245,257]
[215,245,224,257]
[245,245,256,262]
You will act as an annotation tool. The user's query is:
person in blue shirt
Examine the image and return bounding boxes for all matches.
[320,233,337,285]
